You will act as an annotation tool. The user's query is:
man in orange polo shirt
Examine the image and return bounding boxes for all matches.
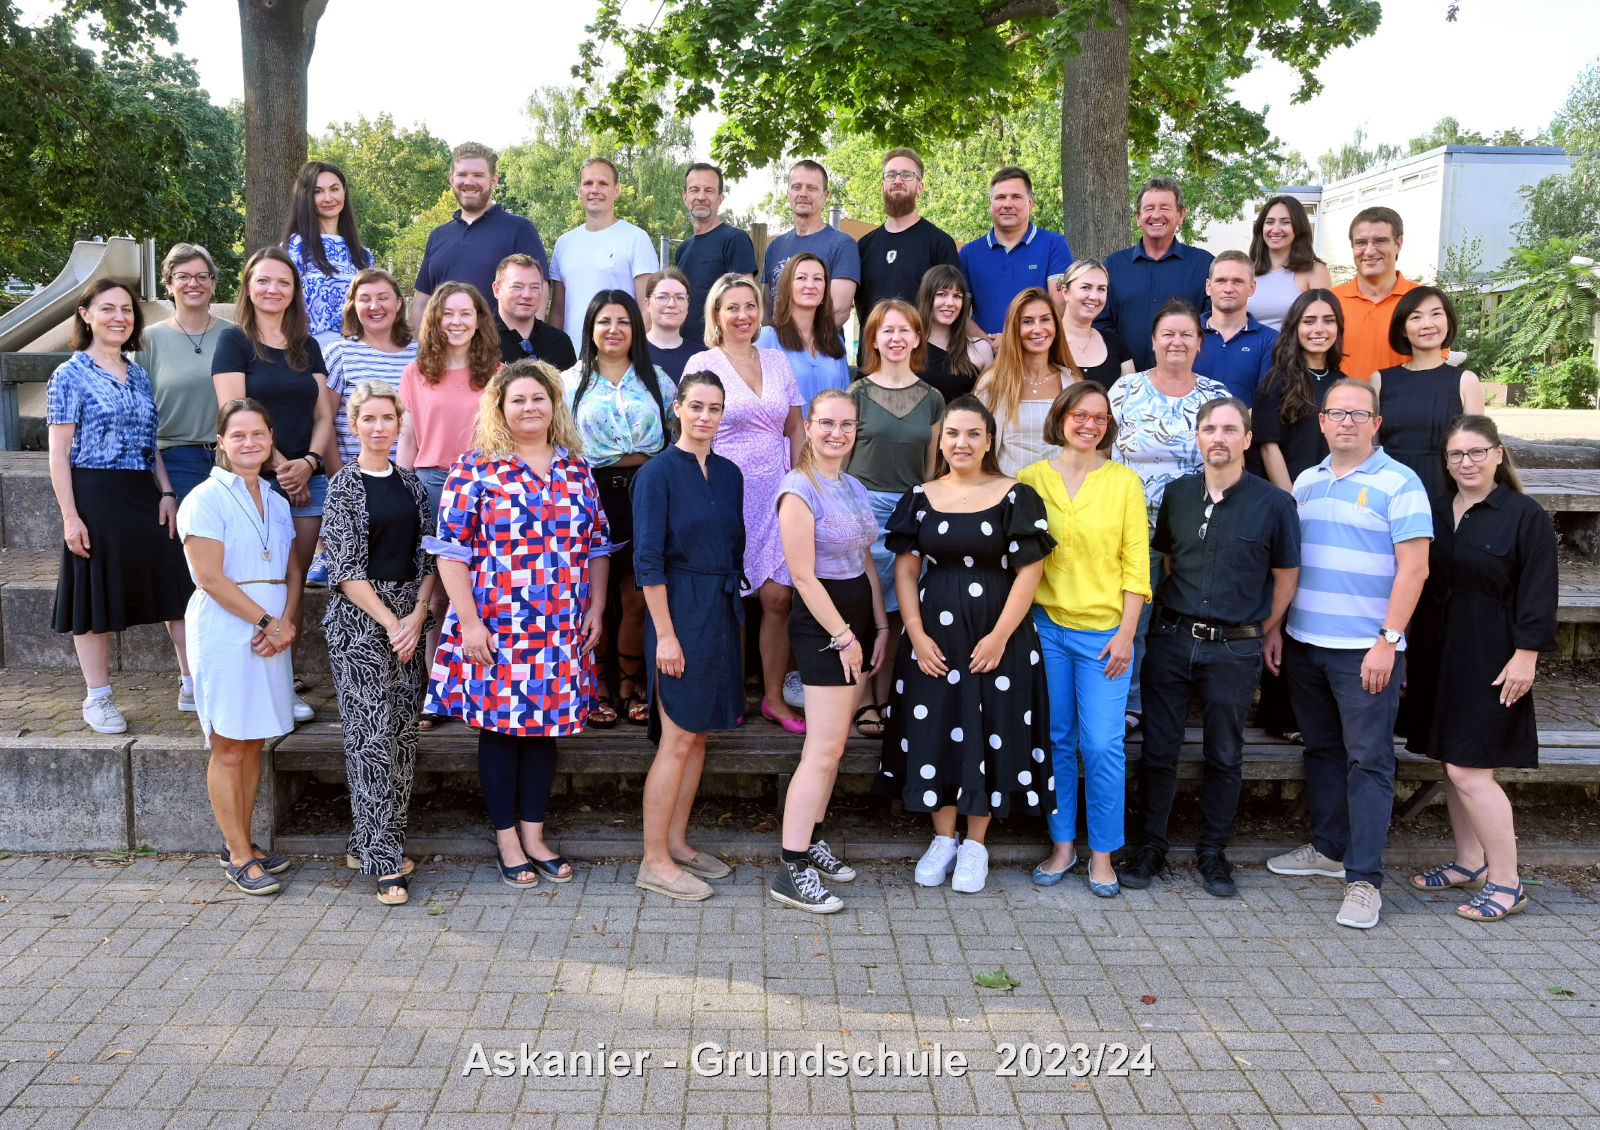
[1333,206,1416,381]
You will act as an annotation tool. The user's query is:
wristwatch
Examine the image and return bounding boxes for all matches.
[256,612,273,630]
[1378,628,1402,645]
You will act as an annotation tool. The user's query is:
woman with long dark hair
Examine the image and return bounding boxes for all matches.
[1405,415,1557,920]
[757,251,850,404]
[1254,288,1346,492]
[282,160,373,339]
[563,289,675,727]
[914,264,993,403]
[1248,195,1333,331]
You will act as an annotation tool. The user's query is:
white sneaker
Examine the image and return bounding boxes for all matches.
[1336,881,1383,929]
[292,697,314,723]
[782,669,805,710]
[82,695,127,735]
[1266,842,1345,879]
[178,684,197,712]
[914,835,959,887]
[951,840,989,893]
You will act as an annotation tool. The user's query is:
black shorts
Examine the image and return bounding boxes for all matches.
[788,573,875,687]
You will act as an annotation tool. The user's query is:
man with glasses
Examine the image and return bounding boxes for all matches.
[491,254,575,369]
[1120,397,1299,898]
[854,148,961,333]
[1268,379,1431,929]
[959,165,1073,338]
[1333,206,1416,382]
[675,162,757,347]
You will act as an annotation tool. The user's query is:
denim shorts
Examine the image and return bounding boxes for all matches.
[160,444,214,502]
[269,471,327,518]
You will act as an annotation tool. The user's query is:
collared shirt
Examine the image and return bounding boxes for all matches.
[1152,470,1300,626]
[958,223,1074,334]
[1096,239,1214,370]
[45,351,159,471]
[1193,314,1278,407]
[1332,272,1417,382]
[560,363,676,468]
[414,202,548,304]
[1109,369,1232,532]
[1017,459,1152,632]
[495,313,577,369]
[1286,446,1433,650]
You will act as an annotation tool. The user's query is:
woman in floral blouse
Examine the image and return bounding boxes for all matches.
[281,160,374,340]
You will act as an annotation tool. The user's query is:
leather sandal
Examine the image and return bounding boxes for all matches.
[852,703,886,738]
[1410,860,1488,890]
[589,695,619,729]
[376,874,409,905]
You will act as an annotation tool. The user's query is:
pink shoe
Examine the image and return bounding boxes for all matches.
[761,698,806,734]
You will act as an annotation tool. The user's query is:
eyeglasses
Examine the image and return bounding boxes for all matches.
[813,418,858,433]
[1199,501,1215,541]
[1445,446,1496,465]
[652,293,688,304]
[171,272,214,285]
[1322,408,1374,423]
[882,171,921,183]
[1065,410,1110,427]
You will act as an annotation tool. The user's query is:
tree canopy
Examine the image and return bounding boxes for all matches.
[310,113,451,267]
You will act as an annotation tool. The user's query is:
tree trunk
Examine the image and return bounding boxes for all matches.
[1059,0,1130,261]
[238,0,328,255]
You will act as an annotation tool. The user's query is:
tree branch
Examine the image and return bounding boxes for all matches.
[978,0,1062,29]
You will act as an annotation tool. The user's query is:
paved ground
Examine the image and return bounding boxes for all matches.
[1,852,1598,1129]
[1490,409,1600,442]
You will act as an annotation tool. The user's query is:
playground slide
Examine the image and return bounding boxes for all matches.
[0,237,143,353]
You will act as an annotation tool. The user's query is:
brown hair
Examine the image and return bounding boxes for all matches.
[1443,413,1523,494]
[1042,381,1116,450]
[982,287,1080,427]
[494,253,544,285]
[771,253,845,359]
[932,394,1005,478]
[339,267,412,346]
[792,389,857,486]
[1264,288,1345,426]
[646,266,690,299]
[1150,296,1203,341]
[1349,205,1403,241]
[451,141,498,175]
[1250,194,1323,276]
[1322,376,1379,414]
[234,247,312,372]
[71,280,144,352]
[1196,396,1252,432]
[1209,249,1254,278]
[883,147,924,177]
[416,281,500,388]
[213,397,274,472]
[860,298,927,373]
[914,264,979,383]
[1136,176,1185,213]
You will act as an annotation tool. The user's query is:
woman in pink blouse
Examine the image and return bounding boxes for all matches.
[684,273,805,731]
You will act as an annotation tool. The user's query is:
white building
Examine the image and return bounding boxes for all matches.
[1200,146,1573,283]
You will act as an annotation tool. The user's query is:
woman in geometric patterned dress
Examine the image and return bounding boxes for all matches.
[424,360,612,889]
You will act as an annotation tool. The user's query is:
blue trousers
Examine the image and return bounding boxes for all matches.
[1283,637,1402,888]
[1034,609,1130,852]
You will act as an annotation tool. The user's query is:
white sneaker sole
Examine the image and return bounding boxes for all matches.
[178,700,197,713]
[952,872,988,893]
[915,862,955,887]
[1336,910,1380,929]
[1268,860,1345,879]
[769,888,844,914]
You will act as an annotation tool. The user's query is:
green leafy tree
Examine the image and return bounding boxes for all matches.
[387,190,457,296]
[1516,60,1600,255]
[1488,236,1600,406]
[310,113,451,267]
[578,0,1381,260]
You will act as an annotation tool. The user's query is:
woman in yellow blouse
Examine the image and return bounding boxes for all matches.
[1017,381,1151,897]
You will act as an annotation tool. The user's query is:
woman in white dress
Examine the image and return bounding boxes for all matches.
[178,397,302,896]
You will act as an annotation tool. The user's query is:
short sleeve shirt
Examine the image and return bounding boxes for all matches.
[285,233,369,336]
[560,363,676,468]
[324,337,417,463]
[1151,471,1301,625]
[548,220,661,351]
[1096,240,1214,370]
[46,352,159,470]
[212,326,327,463]
[761,226,861,312]
[135,319,236,449]
[675,223,757,345]
[854,218,961,325]
[845,376,943,493]
[1193,315,1278,407]
[958,224,1074,334]
[414,203,548,303]
[775,469,878,580]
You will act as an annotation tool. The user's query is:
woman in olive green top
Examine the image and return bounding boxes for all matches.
[846,299,942,736]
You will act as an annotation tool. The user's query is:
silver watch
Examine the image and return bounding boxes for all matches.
[1378,628,1402,645]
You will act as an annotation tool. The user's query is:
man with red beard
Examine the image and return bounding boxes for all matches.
[853,148,961,335]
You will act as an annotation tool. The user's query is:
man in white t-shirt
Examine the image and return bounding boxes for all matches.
[548,156,661,350]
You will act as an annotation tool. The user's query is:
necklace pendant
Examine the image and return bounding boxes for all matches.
[194,345,203,354]
[262,548,271,562]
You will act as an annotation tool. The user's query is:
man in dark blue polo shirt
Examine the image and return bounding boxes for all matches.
[1098,176,1213,370]
[958,165,1073,337]
[1193,251,1277,407]
[675,161,757,346]
[1121,397,1300,899]
[413,142,548,324]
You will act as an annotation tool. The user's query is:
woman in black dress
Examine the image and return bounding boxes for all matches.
[880,394,1056,894]
[632,371,746,901]
[1371,286,1484,500]
[1406,416,1558,920]
[914,264,993,402]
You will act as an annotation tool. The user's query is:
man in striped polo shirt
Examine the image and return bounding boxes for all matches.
[1267,379,1432,929]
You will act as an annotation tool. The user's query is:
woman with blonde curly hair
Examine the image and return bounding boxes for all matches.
[423,359,611,889]
[974,286,1082,475]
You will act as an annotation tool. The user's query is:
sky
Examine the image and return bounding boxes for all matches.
[84,1,1600,217]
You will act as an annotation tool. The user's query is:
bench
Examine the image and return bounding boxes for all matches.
[1524,468,1600,558]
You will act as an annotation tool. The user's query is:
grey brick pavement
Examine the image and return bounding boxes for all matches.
[1,853,1598,1128]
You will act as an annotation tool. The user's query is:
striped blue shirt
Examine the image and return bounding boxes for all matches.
[1286,447,1433,649]
[324,337,418,463]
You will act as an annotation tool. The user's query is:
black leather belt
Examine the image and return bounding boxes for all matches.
[1159,609,1262,642]
[596,463,643,493]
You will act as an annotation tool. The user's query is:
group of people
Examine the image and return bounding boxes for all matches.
[44,142,1558,927]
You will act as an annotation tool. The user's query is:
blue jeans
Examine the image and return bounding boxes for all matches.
[1125,555,1162,716]
[866,488,903,612]
[269,471,327,518]
[161,444,213,502]
[1136,617,1263,855]
[1033,608,1130,852]
[416,467,448,539]
[1283,636,1402,888]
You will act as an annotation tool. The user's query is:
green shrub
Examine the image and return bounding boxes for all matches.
[1520,356,1600,409]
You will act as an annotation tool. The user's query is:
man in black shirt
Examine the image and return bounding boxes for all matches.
[675,162,757,346]
[1122,397,1300,897]
[492,254,576,369]
[854,147,962,340]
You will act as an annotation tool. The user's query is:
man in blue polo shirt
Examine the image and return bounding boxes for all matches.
[1098,176,1212,370]
[1267,379,1431,931]
[413,142,548,324]
[1193,251,1276,407]
[958,165,1073,337]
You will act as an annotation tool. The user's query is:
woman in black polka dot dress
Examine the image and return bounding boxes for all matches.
[879,394,1057,893]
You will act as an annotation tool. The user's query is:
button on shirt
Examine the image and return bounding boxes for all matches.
[45,351,159,470]
[1096,240,1214,370]
[1152,471,1300,626]
[959,224,1073,334]
[414,203,548,306]
[1193,314,1277,407]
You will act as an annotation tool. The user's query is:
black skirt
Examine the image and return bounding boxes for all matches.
[789,573,875,687]
[53,468,194,635]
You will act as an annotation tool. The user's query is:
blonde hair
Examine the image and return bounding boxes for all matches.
[702,273,765,348]
[472,359,583,460]
[792,389,856,486]
[346,379,405,426]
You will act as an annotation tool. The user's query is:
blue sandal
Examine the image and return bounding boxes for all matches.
[219,843,291,875]
[1410,860,1486,890]
[224,858,282,896]
[1456,881,1527,920]
[496,850,540,889]
[528,854,573,883]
